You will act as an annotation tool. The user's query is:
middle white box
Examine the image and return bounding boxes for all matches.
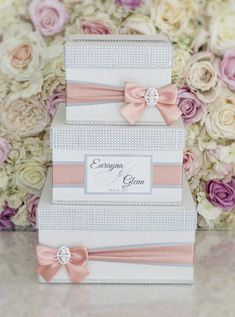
[51,105,185,205]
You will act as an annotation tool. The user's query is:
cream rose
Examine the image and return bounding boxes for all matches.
[0,31,45,81]
[0,73,10,102]
[153,0,186,36]
[120,13,156,35]
[15,160,47,194]
[185,52,220,103]
[41,44,65,98]
[11,72,43,98]
[197,192,222,225]
[23,137,51,163]
[209,10,235,55]
[205,90,235,140]
[1,94,50,137]
[12,205,30,227]
[172,46,191,84]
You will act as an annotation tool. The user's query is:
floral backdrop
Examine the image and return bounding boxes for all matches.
[0,0,235,230]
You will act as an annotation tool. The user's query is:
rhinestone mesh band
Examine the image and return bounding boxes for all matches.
[65,38,172,69]
[50,127,185,150]
[37,209,197,231]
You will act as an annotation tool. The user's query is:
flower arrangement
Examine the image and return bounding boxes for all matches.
[0,0,235,230]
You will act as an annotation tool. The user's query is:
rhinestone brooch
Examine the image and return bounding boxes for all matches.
[56,246,71,265]
[144,88,159,108]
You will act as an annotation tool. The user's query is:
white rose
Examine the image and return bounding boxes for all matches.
[209,10,235,55]
[22,137,51,164]
[41,44,65,99]
[0,73,10,102]
[0,0,19,36]
[185,123,201,148]
[205,90,235,140]
[12,205,30,227]
[185,52,220,103]
[0,168,9,191]
[1,94,50,137]
[15,160,47,194]
[7,194,23,210]
[153,0,186,36]
[120,13,156,35]
[172,46,191,84]
[0,31,45,81]
[197,192,222,224]
[10,72,43,98]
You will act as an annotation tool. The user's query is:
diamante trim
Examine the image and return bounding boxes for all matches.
[50,127,185,151]
[65,120,165,126]
[65,38,172,69]
[52,199,181,206]
[37,208,197,231]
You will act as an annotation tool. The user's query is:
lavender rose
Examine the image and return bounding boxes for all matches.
[29,0,69,36]
[177,86,206,124]
[218,49,235,90]
[116,0,143,10]
[206,178,235,211]
[0,137,11,167]
[0,206,17,229]
[27,194,39,228]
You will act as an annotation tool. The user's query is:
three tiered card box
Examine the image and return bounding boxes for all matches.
[51,105,184,205]
[37,169,196,284]
[65,35,174,126]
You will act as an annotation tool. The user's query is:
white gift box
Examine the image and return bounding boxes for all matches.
[51,105,185,205]
[65,35,174,126]
[37,169,196,284]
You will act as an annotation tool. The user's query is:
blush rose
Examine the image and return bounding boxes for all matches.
[29,0,68,36]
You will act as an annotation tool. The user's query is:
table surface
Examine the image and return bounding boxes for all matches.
[0,230,234,317]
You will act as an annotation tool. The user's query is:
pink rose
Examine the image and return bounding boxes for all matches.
[177,86,206,124]
[10,44,32,69]
[0,137,11,167]
[27,194,40,228]
[46,86,65,117]
[29,0,69,36]
[183,151,196,178]
[183,149,202,179]
[81,20,113,34]
[218,49,235,90]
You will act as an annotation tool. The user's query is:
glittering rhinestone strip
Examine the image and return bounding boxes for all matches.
[65,38,172,69]
[50,127,185,151]
[37,208,197,231]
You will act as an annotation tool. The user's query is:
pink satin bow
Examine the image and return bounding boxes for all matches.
[37,243,194,283]
[121,82,181,125]
[36,244,89,283]
[66,81,181,125]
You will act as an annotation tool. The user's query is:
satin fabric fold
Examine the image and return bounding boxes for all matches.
[122,82,180,125]
[37,243,194,283]
[36,244,89,283]
[66,81,181,125]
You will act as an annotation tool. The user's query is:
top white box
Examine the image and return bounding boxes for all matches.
[65,35,178,126]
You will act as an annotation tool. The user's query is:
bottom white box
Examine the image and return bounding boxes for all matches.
[37,170,196,284]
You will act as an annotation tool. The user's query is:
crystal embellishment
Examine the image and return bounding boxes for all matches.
[56,246,71,265]
[144,88,159,108]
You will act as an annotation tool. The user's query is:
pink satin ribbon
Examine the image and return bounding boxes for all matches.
[52,163,182,187]
[37,243,194,283]
[66,81,181,125]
